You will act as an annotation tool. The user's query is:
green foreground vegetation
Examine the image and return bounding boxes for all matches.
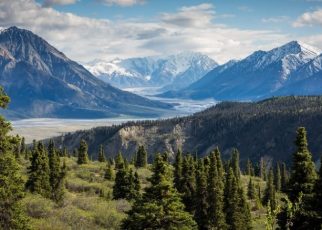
[1,87,322,230]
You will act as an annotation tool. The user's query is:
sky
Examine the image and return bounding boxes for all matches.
[0,0,322,64]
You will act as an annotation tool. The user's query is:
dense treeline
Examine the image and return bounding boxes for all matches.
[53,96,322,164]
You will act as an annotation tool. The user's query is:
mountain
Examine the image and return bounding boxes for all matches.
[160,41,320,100]
[0,26,173,119]
[52,96,322,164]
[274,53,322,96]
[84,52,217,91]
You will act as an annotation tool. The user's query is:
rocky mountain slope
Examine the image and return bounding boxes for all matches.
[0,26,173,119]
[84,52,217,91]
[52,96,322,164]
[160,41,321,100]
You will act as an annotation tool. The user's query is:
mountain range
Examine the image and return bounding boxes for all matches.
[84,52,217,91]
[160,41,322,100]
[0,26,173,119]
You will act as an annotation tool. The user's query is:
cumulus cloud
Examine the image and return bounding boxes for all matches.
[293,9,322,27]
[98,0,145,7]
[0,0,292,64]
[42,0,77,7]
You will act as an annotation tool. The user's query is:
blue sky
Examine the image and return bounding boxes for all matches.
[1,0,322,63]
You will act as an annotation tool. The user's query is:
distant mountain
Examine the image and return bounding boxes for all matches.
[160,41,320,100]
[0,26,173,119]
[52,96,322,164]
[84,52,217,91]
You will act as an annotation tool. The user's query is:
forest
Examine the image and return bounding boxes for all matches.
[1,86,322,229]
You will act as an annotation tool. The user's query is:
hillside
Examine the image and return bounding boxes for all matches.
[53,96,322,164]
[0,27,173,119]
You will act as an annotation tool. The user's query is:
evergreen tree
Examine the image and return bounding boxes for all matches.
[48,140,65,203]
[231,148,241,180]
[275,163,281,192]
[246,159,252,176]
[121,154,197,230]
[288,127,317,202]
[194,159,209,230]
[207,150,227,229]
[133,171,141,199]
[259,158,266,180]
[98,144,106,162]
[26,142,51,198]
[281,162,289,192]
[77,139,88,164]
[0,87,30,229]
[247,177,256,200]
[20,136,26,157]
[115,152,124,170]
[135,145,147,168]
[113,161,129,199]
[263,168,276,211]
[181,154,196,214]
[174,149,183,192]
[104,161,114,180]
[311,156,322,228]
[224,168,252,230]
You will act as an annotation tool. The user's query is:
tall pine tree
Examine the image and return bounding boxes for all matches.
[98,144,106,162]
[77,139,89,164]
[121,154,197,229]
[174,149,183,192]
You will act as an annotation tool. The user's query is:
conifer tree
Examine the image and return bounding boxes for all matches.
[113,161,129,199]
[281,162,289,192]
[0,87,30,229]
[26,142,51,198]
[263,168,276,210]
[133,171,141,199]
[20,137,26,157]
[135,145,147,168]
[98,144,106,162]
[121,154,197,229]
[194,159,209,230]
[104,161,114,180]
[115,152,124,170]
[77,139,88,164]
[48,140,65,203]
[207,150,227,229]
[260,158,266,180]
[224,168,252,230]
[231,148,241,180]
[288,127,317,202]
[174,149,183,192]
[181,154,196,214]
[247,177,256,200]
[246,159,252,176]
[275,163,281,192]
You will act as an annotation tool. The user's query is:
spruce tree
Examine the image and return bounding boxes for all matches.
[26,142,51,198]
[246,159,252,176]
[194,159,209,230]
[275,163,281,192]
[263,168,276,211]
[281,162,289,192]
[104,161,114,180]
[260,158,266,180]
[98,144,106,162]
[113,161,129,199]
[121,154,197,229]
[77,139,88,164]
[0,87,30,229]
[48,140,65,203]
[133,171,141,199]
[20,137,26,157]
[288,127,317,202]
[247,177,256,200]
[135,145,147,168]
[181,154,196,214]
[231,148,241,180]
[174,149,183,192]
[207,150,227,229]
[115,152,124,170]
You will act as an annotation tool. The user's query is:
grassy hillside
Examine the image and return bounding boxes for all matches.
[17,156,271,230]
[53,96,322,164]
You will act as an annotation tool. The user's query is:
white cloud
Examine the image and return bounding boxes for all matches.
[98,0,145,7]
[262,16,289,23]
[43,0,77,7]
[0,0,293,64]
[293,9,322,27]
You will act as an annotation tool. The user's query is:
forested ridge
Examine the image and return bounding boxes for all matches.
[54,96,322,164]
